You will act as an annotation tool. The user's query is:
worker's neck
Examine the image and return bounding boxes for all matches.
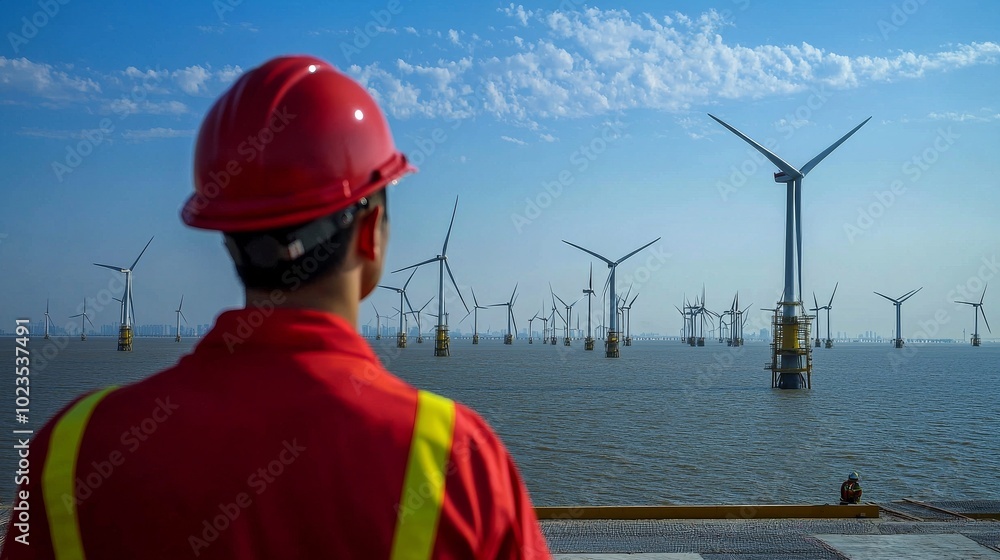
[245,275,359,328]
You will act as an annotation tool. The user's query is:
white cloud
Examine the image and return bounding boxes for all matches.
[927,111,1000,123]
[347,8,999,128]
[105,98,188,116]
[404,26,418,36]
[501,135,527,145]
[173,65,211,95]
[122,127,196,142]
[539,133,556,142]
[0,57,100,101]
[448,29,460,45]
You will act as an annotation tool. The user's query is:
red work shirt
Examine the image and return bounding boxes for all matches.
[2,308,551,559]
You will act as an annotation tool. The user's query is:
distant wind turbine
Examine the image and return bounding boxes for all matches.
[379,269,417,348]
[93,236,154,352]
[69,299,95,341]
[956,284,990,346]
[174,295,188,342]
[490,284,518,345]
[563,237,660,357]
[874,287,922,348]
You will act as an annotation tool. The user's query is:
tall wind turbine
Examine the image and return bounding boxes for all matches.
[551,287,582,347]
[69,299,94,341]
[956,284,990,347]
[371,302,383,340]
[623,291,639,346]
[490,284,518,345]
[93,236,154,352]
[709,114,870,389]
[174,295,188,342]
[379,269,417,348]
[823,282,839,348]
[539,301,549,346]
[393,197,469,356]
[528,313,539,344]
[874,287,922,348]
[410,297,433,343]
[43,299,52,340]
[810,293,823,347]
[563,237,660,357]
[583,264,596,351]
[469,288,488,345]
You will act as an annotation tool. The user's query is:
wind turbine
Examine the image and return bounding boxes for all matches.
[582,264,596,351]
[563,237,661,357]
[392,197,469,356]
[874,288,922,348]
[43,299,52,340]
[623,291,639,346]
[93,236,154,352]
[539,301,549,346]
[371,302,384,339]
[528,313,539,344]
[810,293,823,347]
[956,284,990,347]
[709,114,870,389]
[69,299,95,341]
[551,286,582,347]
[379,269,417,348]
[490,284,518,345]
[469,288,488,345]
[409,297,433,343]
[174,295,188,342]
[823,282,839,348]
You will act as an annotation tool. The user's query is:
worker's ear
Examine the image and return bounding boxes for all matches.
[355,205,384,262]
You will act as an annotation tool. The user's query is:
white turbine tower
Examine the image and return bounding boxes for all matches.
[371,302,383,340]
[69,299,95,341]
[490,284,518,345]
[93,236,153,351]
[562,238,660,357]
[469,288,489,345]
[175,295,188,342]
[709,114,870,389]
[583,264,596,351]
[393,197,469,356]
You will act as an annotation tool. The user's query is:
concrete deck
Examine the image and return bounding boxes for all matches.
[542,501,1000,559]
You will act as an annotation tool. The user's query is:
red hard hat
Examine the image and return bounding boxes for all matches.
[182,55,415,232]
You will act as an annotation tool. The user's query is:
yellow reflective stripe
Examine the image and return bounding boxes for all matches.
[390,390,456,560]
[42,387,118,560]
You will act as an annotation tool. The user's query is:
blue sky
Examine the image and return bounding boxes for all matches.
[1,0,998,340]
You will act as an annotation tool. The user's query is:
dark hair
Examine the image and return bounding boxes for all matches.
[225,189,386,291]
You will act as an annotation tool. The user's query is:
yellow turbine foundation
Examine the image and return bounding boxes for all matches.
[434,326,450,356]
[118,325,133,352]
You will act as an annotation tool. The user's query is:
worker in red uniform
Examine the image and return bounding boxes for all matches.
[1,55,551,560]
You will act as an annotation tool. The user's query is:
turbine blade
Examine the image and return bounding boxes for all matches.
[799,117,872,176]
[899,287,923,302]
[391,256,439,274]
[873,291,896,303]
[85,315,95,328]
[955,301,976,306]
[981,307,991,333]
[828,282,839,307]
[179,294,184,310]
[130,236,155,270]
[589,263,594,290]
[442,196,459,254]
[69,313,82,318]
[509,283,518,304]
[553,292,568,308]
[615,237,661,265]
[180,311,188,324]
[371,302,380,316]
[980,283,988,305]
[93,263,124,272]
[378,285,400,292]
[813,292,819,310]
[471,287,481,309]
[403,292,415,315]
[562,240,613,265]
[629,293,639,307]
[403,268,417,290]
[420,297,433,312]
[708,114,802,177]
[444,260,469,313]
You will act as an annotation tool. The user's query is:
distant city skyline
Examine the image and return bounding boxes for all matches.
[1,1,998,341]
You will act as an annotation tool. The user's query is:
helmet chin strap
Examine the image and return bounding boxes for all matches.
[225,197,370,268]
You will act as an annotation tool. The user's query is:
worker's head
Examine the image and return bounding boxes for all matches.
[181,55,414,301]
[848,472,859,481]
